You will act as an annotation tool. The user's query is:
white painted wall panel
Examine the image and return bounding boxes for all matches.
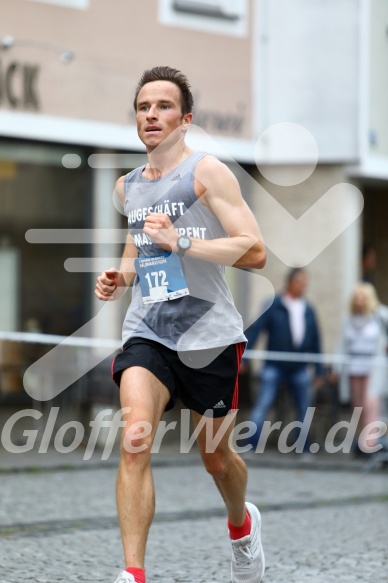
[254,0,361,162]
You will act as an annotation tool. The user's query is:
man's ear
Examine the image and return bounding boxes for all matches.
[183,113,193,125]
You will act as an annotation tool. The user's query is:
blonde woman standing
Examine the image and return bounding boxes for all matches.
[339,283,388,453]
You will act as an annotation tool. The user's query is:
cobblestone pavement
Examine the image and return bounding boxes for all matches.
[0,452,387,582]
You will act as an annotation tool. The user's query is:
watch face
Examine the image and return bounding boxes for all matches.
[179,236,191,250]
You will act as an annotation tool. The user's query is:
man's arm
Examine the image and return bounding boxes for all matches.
[95,176,138,301]
[194,156,266,268]
[143,156,266,269]
[310,307,324,378]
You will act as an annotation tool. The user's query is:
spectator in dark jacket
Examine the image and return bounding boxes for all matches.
[245,268,323,452]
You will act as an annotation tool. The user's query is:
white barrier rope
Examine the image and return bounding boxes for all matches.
[244,349,388,367]
[0,331,387,367]
[0,331,121,349]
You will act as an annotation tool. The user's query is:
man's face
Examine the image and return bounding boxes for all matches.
[288,272,308,298]
[136,80,192,151]
[363,249,376,272]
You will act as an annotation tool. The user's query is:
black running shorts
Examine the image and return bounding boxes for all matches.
[112,337,245,417]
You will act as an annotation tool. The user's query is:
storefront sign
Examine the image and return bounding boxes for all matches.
[128,99,247,138]
[0,60,40,111]
[194,103,246,136]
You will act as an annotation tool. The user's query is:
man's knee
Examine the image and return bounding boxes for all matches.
[261,365,280,383]
[120,418,154,465]
[202,448,239,478]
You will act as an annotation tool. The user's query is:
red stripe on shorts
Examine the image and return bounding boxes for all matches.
[232,342,244,410]
[111,356,116,380]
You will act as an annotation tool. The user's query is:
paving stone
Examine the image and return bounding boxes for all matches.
[0,457,387,582]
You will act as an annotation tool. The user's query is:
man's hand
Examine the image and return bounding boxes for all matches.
[239,360,249,375]
[314,376,325,390]
[95,268,127,301]
[327,371,339,385]
[143,212,179,252]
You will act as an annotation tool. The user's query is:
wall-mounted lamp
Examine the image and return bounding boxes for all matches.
[1,35,75,63]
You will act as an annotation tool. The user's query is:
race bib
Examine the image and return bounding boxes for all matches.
[134,253,190,304]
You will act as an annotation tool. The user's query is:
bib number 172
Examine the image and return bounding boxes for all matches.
[144,270,169,289]
[134,253,189,304]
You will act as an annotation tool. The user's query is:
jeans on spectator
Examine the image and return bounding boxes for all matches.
[249,364,312,452]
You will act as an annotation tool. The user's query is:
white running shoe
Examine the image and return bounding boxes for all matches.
[113,572,136,583]
[230,502,265,583]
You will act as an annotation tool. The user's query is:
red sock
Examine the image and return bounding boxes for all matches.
[125,567,146,583]
[228,509,252,540]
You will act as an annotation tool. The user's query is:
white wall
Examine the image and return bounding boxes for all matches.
[368,0,388,159]
[253,0,361,163]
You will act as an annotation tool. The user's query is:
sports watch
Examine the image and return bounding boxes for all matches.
[176,235,192,257]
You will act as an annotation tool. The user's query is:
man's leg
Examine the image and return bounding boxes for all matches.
[192,410,247,526]
[287,367,312,452]
[117,366,170,569]
[250,365,281,448]
[192,410,265,583]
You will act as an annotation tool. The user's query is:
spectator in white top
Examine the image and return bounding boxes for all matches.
[338,282,388,454]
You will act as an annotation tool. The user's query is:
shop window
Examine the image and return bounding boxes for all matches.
[26,0,89,9]
[159,0,248,37]
[0,141,91,336]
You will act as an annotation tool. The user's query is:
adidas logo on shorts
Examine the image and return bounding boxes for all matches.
[213,400,226,409]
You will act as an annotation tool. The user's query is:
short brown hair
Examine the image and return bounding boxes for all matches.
[286,267,306,284]
[133,66,194,115]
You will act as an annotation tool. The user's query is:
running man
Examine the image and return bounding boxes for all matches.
[95,66,266,583]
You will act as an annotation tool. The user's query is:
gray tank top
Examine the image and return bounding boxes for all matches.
[122,151,246,351]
